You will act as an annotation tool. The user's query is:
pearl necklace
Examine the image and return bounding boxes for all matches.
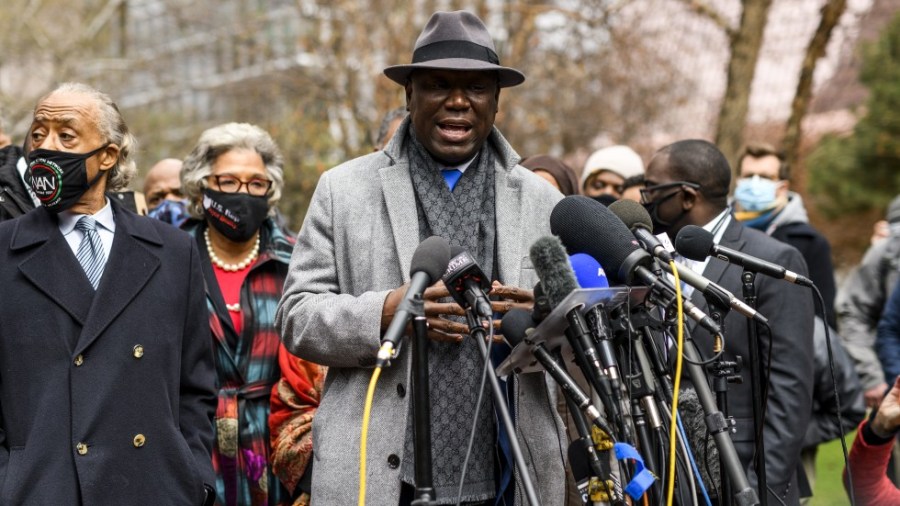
[205,228,260,272]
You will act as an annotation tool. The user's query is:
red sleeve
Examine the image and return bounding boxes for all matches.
[844,420,900,505]
[268,344,326,495]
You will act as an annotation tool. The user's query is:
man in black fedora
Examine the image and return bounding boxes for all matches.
[277,10,566,506]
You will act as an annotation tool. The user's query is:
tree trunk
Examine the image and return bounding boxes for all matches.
[715,0,773,171]
[783,0,848,178]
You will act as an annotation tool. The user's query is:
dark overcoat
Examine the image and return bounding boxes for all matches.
[0,199,216,505]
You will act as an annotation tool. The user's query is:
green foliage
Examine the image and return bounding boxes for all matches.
[809,11,900,217]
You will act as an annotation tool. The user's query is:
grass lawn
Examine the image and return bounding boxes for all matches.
[809,430,855,506]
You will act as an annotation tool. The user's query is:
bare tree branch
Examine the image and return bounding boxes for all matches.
[783,0,848,175]
[676,0,736,39]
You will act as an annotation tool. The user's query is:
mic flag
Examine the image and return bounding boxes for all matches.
[443,246,493,318]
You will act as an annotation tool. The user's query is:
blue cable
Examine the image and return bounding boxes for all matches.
[676,413,713,506]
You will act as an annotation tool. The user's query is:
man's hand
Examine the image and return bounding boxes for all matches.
[381,280,535,345]
[865,382,889,409]
[488,281,534,316]
[872,376,900,438]
[380,281,468,344]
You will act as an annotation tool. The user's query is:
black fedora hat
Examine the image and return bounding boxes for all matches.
[383,11,525,88]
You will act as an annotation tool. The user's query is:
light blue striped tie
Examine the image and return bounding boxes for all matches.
[75,216,106,290]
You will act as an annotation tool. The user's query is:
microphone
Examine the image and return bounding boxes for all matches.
[380,236,451,365]
[529,236,579,308]
[529,237,612,381]
[608,199,673,263]
[675,225,813,286]
[656,259,769,325]
[607,199,769,324]
[442,246,493,318]
[550,195,723,337]
[530,236,630,441]
[501,309,602,425]
[570,253,609,288]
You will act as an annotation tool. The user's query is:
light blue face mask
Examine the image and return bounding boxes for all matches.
[734,175,780,212]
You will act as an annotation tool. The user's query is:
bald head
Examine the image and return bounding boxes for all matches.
[143,158,183,208]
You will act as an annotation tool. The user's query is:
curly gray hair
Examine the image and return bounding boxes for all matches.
[181,123,284,218]
[39,83,138,191]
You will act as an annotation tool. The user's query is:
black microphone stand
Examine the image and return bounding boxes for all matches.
[702,299,737,505]
[464,309,541,506]
[409,297,435,506]
[741,271,767,506]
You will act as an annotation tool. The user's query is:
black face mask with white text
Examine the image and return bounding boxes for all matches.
[202,189,269,243]
[27,145,109,213]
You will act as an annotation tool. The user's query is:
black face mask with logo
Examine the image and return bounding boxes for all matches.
[27,145,109,213]
[202,189,269,243]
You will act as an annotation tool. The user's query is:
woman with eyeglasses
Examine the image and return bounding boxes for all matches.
[180,123,323,506]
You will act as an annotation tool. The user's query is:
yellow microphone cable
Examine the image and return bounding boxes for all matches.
[359,342,393,506]
[666,260,685,506]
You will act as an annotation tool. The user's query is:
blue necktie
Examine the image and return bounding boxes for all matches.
[75,216,106,290]
[442,169,463,191]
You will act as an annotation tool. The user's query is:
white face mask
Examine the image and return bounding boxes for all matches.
[734,175,780,212]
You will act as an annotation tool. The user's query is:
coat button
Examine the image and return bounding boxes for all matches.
[74,354,84,367]
[133,434,146,448]
[133,345,144,359]
[76,442,88,455]
[397,383,406,398]
[387,454,400,469]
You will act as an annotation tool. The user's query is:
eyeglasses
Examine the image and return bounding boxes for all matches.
[209,175,273,197]
[639,181,700,204]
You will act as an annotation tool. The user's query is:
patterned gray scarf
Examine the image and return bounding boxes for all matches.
[399,127,498,503]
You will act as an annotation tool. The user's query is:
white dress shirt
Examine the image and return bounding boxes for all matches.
[58,198,116,262]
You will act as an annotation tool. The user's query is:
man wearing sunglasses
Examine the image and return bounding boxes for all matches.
[643,139,814,506]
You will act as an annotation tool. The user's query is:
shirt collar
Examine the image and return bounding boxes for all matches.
[701,208,731,245]
[58,198,116,235]
[437,153,477,174]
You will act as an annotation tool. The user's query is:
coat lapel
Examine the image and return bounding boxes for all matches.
[14,208,93,334]
[75,202,161,356]
[379,159,418,283]
[494,162,523,285]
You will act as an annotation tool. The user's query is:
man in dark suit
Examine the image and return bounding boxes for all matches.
[642,139,814,505]
[0,82,216,505]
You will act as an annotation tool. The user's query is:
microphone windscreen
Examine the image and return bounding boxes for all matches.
[500,308,534,348]
[570,253,609,288]
[410,236,451,283]
[608,199,654,232]
[674,225,715,262]
[530,235,579,309]
[550,195,642,285]
[678,387,721,487]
